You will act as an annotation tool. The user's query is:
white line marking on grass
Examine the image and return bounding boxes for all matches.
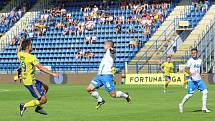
[0,89,10,92]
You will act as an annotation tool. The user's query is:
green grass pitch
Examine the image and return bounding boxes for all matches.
[0,84,214,121]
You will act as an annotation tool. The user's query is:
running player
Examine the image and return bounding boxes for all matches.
[160,56,174,93]
[86,40,131,109]
[17,39,59,116]
[179,48,210,113]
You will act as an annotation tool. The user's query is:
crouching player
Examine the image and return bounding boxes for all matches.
[86,40,131,109]
[179,48,210,113]
[17,39,59,116]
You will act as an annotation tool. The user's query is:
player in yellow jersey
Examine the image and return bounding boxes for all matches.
[112,66,117,84]
[16,39,59,116]
[161,56,174,93]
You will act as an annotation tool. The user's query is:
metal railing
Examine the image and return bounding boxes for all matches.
[134,21,175,73]
[133,5,193,73]
[183,15,215,73]
[196,15,215,72]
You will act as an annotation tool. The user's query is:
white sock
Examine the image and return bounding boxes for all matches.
[116,91,128,98]
[202,89,208,110]
[181,94,193,105]
[90,91,103,102]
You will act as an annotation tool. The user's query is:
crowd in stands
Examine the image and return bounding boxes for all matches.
[191,0,210,11]
[76,49,94,59]
[0,7,25,35]
[0,0,36,36]
[9,0,174,59]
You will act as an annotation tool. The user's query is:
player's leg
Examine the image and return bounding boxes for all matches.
[39,80,49,94]
[34,80,48,115]
[20,80,47,116]
[198,80,210,113]
[179,80,196,113]
[86,75,105,109]
[103,75,131,103]
[164,76,171,93]
[20,85,41,116]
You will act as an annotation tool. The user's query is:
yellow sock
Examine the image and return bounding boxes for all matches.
[24,99,40,108]
[184,80,188,85]
[165,80,171,88]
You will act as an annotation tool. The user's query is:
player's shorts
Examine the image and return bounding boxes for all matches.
[90,74,115,93]
[187,79,207,94]
[25,80,45,99]
[164,76,171,81]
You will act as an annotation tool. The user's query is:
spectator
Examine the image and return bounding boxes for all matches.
[144,25,150,39]
[93,5,99,12]
[85,50,94,58]
[100,15,106,24]
[38,21,47,36]
[85,21,96,30]
[115,24,121,33]
[63,25,69,35]
[28,30,34,38]
[91,34,97,44]
[76,49,85,59]
[11,36,17,45]
[40,10,49,21]
[91,11,97,20]
[127,15,133,24]
[77,22,84,36]
[55,21,64,30]
[120,1,127,10]
[107,15,113,24]
[17,9,23,18]
[61,7,67,15]
[85,35,91,44]
[69,23,77,35]
[129,37,139,48]
[128,25,135,33]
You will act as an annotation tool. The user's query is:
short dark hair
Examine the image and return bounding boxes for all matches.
[21,39,32,50]
[191,48,198,52]
[105,40,114,47]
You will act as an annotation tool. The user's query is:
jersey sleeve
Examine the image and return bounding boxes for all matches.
[104,49,111,58]
[31,55,40,65]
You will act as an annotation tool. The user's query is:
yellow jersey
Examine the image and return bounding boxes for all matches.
[161,62,174,76]
[111,67,116,76]
[17,52,40,85]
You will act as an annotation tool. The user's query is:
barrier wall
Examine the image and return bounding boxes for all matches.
[0,73,122,84]
[125,73,209,85]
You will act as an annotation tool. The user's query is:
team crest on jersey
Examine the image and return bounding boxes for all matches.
[193,64,200,68]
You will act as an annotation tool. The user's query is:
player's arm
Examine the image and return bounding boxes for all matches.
[35,64,59,76]
[160,63,164,72]
[16,38,24,53]
[171,64,174,73]
[31,55,59,76]
[184,67,190,75]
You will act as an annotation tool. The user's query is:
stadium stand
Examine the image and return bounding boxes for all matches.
[129,0,213,73]
[0,0,36,36]
[0,0,179,73]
